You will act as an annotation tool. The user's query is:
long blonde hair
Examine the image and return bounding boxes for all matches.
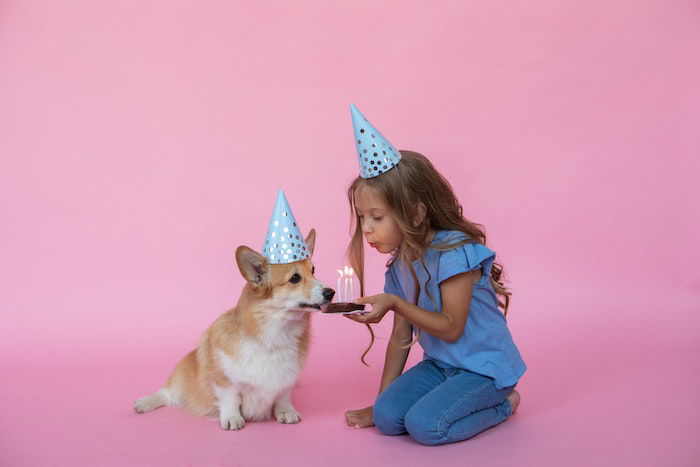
[346,151,511,364]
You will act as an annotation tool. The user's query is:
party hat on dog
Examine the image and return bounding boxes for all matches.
[350,103,402,178]
[262,190,310,264]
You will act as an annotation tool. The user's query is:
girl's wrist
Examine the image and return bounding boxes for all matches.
[388,294,401,312]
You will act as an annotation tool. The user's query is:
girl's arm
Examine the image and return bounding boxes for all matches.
[345,312,412,428]
[378,313,413,392]
[349,269,478,343]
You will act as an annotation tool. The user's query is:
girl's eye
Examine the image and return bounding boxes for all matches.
[289,273,301,284]
[373,216,383,221]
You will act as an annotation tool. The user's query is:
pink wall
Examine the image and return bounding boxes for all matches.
[1,1,699,465]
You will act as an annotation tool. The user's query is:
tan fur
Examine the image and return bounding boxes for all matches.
[134,229,332,429]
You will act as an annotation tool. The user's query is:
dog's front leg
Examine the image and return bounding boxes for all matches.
[214,384,245,430]
[273,387,301,424]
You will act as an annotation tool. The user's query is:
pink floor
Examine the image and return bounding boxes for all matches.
[2,282,698,466]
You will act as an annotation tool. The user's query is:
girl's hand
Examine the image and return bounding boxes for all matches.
[345,405,374,428]
[345,293,396,324]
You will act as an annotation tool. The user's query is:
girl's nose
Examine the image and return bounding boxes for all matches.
[361,219,372,234]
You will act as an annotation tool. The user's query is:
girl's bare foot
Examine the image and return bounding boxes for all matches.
[507,390,520,414]
[345,406,374,428]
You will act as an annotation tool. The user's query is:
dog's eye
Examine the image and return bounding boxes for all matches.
[289,273,301,284]
[311,266,315,274]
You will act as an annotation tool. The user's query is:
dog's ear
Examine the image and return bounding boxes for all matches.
[236,246,269,287]
[304,228,316,257]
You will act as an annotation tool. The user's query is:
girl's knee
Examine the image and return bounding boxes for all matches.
[404,409,444,446]
[405,398,513,446]
[373,394,406,436]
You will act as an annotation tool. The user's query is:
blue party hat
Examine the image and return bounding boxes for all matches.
[262,190,310,264]
[350,103,402,178]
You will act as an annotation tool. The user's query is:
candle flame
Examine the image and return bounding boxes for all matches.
[337,269,344,277]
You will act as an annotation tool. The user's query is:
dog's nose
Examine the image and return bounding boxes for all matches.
[322,288,335,301]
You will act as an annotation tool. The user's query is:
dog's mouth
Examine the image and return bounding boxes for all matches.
[295,295,334,311]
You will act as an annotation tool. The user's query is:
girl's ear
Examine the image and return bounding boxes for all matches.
[414,203,427,227]
[304,228,316,257]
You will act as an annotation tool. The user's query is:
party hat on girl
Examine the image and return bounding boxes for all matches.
[350,103,402,178]
[262,190,310,264]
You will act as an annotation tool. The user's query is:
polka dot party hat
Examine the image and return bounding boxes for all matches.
[350,103,402,178]
[262,189,310,264]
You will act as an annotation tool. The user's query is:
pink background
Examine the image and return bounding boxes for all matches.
[2,1,699,465]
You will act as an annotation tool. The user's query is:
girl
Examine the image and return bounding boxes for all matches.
[342,142,526,446]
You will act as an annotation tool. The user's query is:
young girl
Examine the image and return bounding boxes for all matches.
[342,104,526,446]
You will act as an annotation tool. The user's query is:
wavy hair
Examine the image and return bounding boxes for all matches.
[346,151,511,364]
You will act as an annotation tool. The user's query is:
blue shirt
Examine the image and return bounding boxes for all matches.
[384,230,526,389]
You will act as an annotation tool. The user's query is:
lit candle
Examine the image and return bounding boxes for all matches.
[348,267,354,302]
[337,269,344,302]
[344,266,349,303]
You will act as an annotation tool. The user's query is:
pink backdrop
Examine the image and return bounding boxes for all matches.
[1,1,699,465]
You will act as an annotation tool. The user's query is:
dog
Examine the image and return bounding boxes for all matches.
[134,229,334,429]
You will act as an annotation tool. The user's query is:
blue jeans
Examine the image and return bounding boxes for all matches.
[373,359,515,446]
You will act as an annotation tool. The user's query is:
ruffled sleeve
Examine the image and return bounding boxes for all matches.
[437,242,496,284]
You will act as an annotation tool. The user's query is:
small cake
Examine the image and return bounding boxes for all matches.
[320,302,366,313]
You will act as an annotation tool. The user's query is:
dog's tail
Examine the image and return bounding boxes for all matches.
[134,388,171,413]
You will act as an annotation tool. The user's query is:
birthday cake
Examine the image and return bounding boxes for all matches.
[320,302,366,313]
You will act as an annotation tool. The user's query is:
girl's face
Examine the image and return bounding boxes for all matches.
[354,185,402,254]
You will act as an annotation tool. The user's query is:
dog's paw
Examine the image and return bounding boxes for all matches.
[220,414,246,430]
[133,398,148,413]
[134,395,163,413]
[275,409,301,424]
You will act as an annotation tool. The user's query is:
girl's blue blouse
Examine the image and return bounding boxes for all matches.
[384,230,526,389]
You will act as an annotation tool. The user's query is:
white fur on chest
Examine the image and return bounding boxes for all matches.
[218,337,303,390]
[215,317,307,420]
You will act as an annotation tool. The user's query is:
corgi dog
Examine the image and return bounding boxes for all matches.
[134,229,334,430]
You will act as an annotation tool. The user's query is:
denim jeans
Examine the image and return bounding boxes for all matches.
[373,359,515,446]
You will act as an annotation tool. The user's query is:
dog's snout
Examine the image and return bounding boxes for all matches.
[322,288,335,301]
